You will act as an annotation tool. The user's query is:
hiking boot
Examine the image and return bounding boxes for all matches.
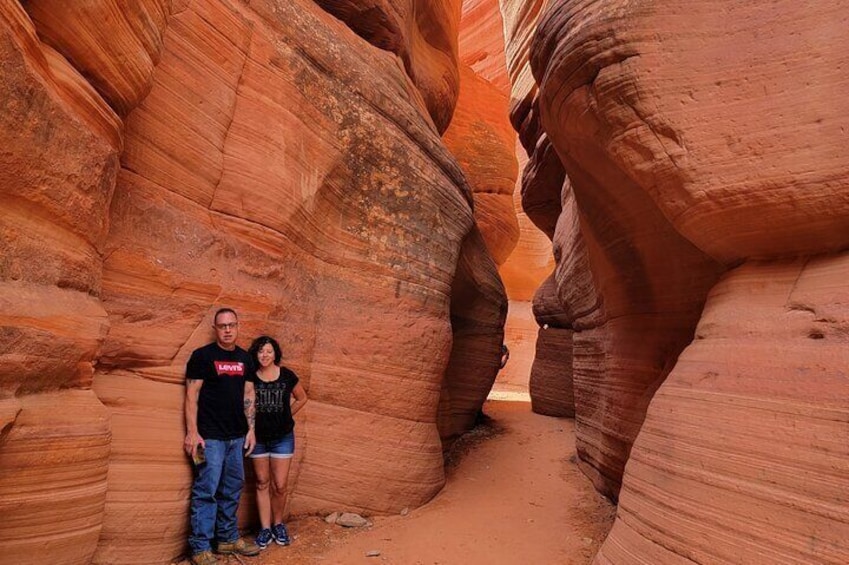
[217,537,261,556]
[272,522,290,546]
[255,528,273,549]
[190,550,219,565]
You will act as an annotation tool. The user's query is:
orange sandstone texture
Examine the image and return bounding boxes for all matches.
[438,1,517,445]
[441,63,519,265]
[0,2,118,391]
[459,0,511,91]
[0,391,110,565]
[452,0,553,396]
[597,258,849,564]
[23,0,169,116]
[528,326,573,417]
[512,0,849,561]
[438,228,507,446]
[103,0,495,538]
[314,0,462,133]
[1,7,117,562]
[1,0,507,563]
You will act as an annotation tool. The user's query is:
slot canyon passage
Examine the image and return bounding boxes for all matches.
[1,0,848,564]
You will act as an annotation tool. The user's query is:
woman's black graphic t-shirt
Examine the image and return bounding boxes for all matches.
[255,367,299,443]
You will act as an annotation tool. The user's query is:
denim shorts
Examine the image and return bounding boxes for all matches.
[250,432,295,459]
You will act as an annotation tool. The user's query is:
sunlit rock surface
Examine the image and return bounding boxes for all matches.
[452,0,553,396]
[1,0,507,562]
[442,63,519,265]
[459,0,510,92]
[437,0,515,447]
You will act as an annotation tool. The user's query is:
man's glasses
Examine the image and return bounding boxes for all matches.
[215,323,238,330]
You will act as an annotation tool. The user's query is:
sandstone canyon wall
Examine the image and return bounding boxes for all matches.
[0,1,512,563]
[505,0,849,562]
[454,0,556,398]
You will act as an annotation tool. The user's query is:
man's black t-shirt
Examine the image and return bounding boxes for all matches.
[186,342,256,440]
[255,367,299,443]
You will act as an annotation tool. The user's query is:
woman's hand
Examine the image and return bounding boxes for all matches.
[244,428,256,457]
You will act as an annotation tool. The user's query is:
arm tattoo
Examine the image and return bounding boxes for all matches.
[244,398,255,429]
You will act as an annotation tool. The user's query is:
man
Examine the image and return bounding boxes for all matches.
[184,308,261,565]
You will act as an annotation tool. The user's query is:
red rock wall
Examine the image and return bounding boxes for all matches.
[597,258,849,564]
[1,0,508,562]
[497,143,556,396]
[0,391,109,564]
[528,326,573,416]
[314,0,462,133]
[438,227,507,445]
[438,0,519,428]
[442,63,519,265]
[503,0,849,561]
[459,0,511,92]
[1,4,118,561]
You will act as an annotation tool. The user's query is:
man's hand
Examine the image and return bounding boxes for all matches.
[244,428,256,457]
[185,378,204,459]
[184,431,205,459]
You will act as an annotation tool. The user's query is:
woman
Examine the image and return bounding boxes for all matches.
[247,335,308,549]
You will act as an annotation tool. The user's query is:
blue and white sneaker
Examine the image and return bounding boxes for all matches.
[272,523,290,546]
[255,528,273,549]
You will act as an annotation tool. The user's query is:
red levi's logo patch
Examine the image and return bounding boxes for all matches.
[214,361,245,377]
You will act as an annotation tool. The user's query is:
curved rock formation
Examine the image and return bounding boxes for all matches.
[597,257,849,564]
[314,0,462,133]
[528,325,573,417]
[458,0,510,92]
[442,62,519,265]
[452,0,553,397]
[436,0,518,447]
[507,0,849,561]
[0,391,109,565]
[438,227,507,445]
[23,0,169,116]
[1,0,508,562]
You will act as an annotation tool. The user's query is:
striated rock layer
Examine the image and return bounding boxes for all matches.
[528,326,573,416]
[0,391,110,565]
[597,258,849,564]
[1,0,508,562]
[442,63,519,265]
[509,0,849,561]
[314,0,462,133]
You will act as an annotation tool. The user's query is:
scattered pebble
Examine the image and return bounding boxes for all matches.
[366,550,381,557]
[337,512,369,528]
[324,512,340,524]
[400,507,409,516]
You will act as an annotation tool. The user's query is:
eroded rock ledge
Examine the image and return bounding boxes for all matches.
[0,1,513,563]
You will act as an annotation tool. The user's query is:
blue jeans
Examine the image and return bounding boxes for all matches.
[188,437,245,554]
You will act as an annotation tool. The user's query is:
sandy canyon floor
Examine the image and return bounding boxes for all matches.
[181,399,615,565]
